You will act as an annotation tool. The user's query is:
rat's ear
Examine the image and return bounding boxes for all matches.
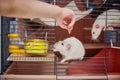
[66,44,71,50]
[95,24,100,29]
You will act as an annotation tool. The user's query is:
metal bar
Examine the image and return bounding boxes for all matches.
[0,75,56,79]
[0,16,1,73]
[58,75,107,79]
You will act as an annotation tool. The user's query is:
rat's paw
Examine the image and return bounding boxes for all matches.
[80,57,84,60]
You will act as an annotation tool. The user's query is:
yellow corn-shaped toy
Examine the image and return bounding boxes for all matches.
[9,49,25,53]
[25,39,48,54]
[9,45,20,49]
[7,33,19,38]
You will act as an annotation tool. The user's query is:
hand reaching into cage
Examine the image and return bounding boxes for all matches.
[0,0,75,34]
[55,8,75,34]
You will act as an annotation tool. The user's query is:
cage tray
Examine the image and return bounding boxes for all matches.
[7,53,55,61]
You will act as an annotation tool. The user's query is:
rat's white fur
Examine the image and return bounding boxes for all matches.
[91,9,120,40]
[53,37,85,63]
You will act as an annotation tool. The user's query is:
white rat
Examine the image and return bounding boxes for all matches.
[53,37,85,63]
[91,9,120,40]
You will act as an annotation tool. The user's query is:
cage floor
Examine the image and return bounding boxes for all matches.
[1,61,120,79]
[7,53,55,61]
[2,48,120,80]
[1,61,108,80]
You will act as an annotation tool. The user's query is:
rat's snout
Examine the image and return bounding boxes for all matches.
[52,44,58,52]
[92,37,97,40]
[53,47,57,52]
[92,38,96,40]
[91,34,99,41]
[92,37,100,42]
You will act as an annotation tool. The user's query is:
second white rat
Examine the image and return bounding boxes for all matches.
[91,9,120,40]
[53,37,85,63]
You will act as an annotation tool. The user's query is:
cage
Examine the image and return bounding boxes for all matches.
[0,0,120,80]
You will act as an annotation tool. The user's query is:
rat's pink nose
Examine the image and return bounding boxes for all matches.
[92,37,97,40]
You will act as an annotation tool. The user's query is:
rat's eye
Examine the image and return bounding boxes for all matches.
[93,32,95,34]
[61,43,64,45]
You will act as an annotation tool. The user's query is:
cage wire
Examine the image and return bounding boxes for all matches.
[1,0,120,80]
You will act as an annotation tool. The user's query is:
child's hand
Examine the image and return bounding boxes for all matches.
[55,8,75,34]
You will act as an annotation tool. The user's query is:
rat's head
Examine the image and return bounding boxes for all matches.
[53,41,71,54]
[91,24,103,40]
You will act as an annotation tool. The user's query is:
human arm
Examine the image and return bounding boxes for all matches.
[0,0,75,33]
